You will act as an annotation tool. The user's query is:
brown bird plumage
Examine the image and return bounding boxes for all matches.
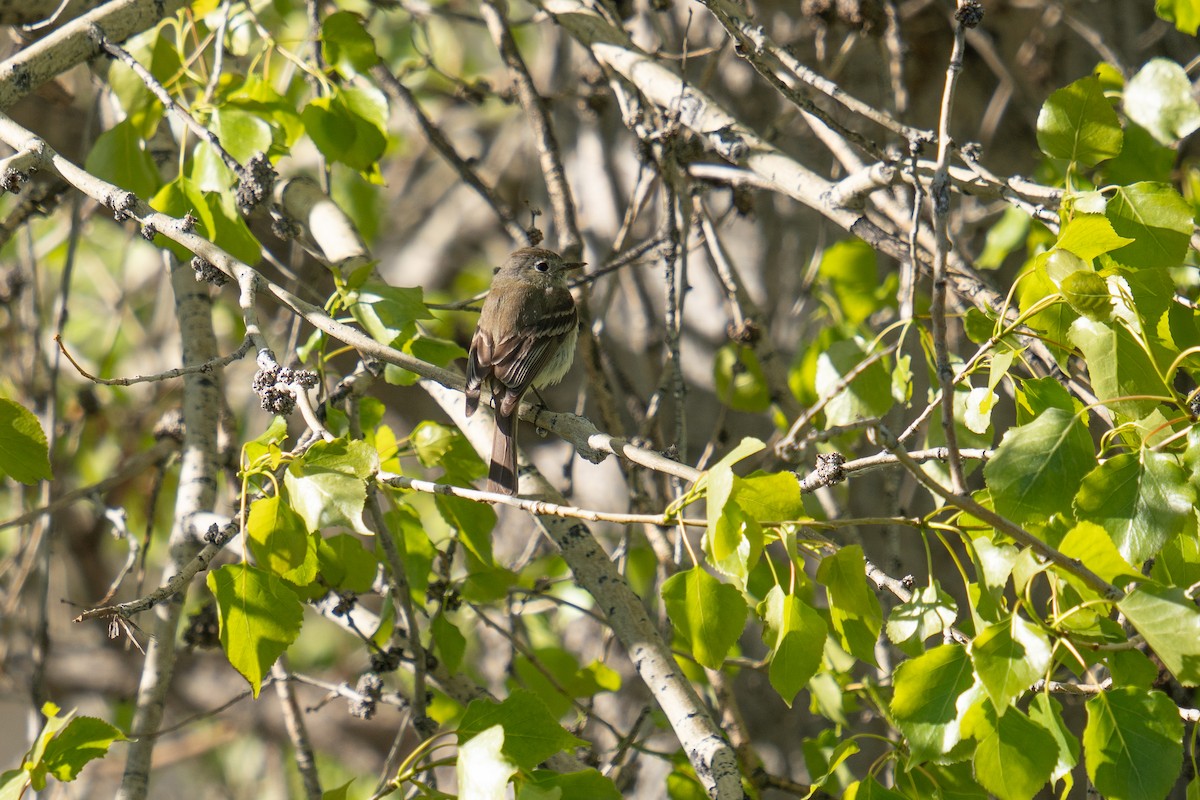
[465,247,582,494]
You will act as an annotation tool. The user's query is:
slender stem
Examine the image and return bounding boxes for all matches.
[480,0,580,256]
[928,3,972,494]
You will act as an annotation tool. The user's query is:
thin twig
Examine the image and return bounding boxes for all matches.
[927,2,974,493]
[92,29,241,174]
[56,334,253,386]
[271,658,323,800]
[874,425,1120,601]
[696,0,932,144]
[74,520,236,624]
[696,200,802,420]
[479,0,580,255]
[365,490,435,736]
[777,342,899,459]
[372,64,528,244]
[0,438,178,532]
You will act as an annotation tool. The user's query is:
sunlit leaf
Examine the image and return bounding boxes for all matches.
[1084,687,1182,799]
[661,567,748,670]
[1036,75,1122,165]
[207,564,304,696]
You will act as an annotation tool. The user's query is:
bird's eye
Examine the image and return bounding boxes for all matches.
[534,260,550,272]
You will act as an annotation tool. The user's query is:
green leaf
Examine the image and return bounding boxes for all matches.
[898,761,988,800]
[962,701,1058,800]
[1084,687,1182,800]
[461,564,517,603]
[210,106,273,165]
[972,536,1020,604]
[1105,182,1195,269]
[304,437,379,478]
[704,437,766,480]
[983,408,1096,526]
[391,506,435,601]
[284,439,377,536]
[803,734,860,794]
[1155,0,1200,33]
[245,494,320,585]
[404,334,467,370]
[703,500,763,589]
[1060,270,1112,320]
[816,545,883,666]
[1028,694,1080,789]
[514,647,618,717]
[1057,521,1140,587]
[816,338,893,428]
[736,471,808,520]
[26,703,71,773]
[457,725,517,800]
[978,207,1032,270]
[410,420,486,482]
[1125,58,1200,145]
[1122,267,1177,346]
[0,397,52,484]
[661,567,748,670]
[149,176,262,266]
[666,766,709,800]
[818,239,883,325]
[521,769,621,800]
[41,716,127,781]
[223,76,304,152]
[458,690,586,771]
[206,564,304,696]
[969,615,1052,713]
[1151,528,1200,589]
[584,660,621,692]
[190,140,234,194]
[964,308,999,344]
[702,455,736,539]
[1073,452,1194,563]
[349,282,432,346]
[1102,122,1177,185]
[301,85,388,174]
[321,779,355,800]
[1109,648,1160,690]
[84,119,161,200]
[322,11,380,75]
[758,586,826,706]
[885,583,958,653]
[843,776,907,800]
[890,644,978,763]
[1016,262,1076,364]
[316,534,378,593]
[892,352,913,403]
[714,343,771,412]
[1056,214,1134,261]
[1015,376,1080,420]
[431,612,466,673]
[1040,248,1089,287]
[405,420,465,467]
[964,386,999,435]
[1036,75,1123,165]
[436,494,497,567]
[707,470,805,584]
[0,769,29,800]
[106,60,162,138]
[1069,316,1172,420]
[1119,583,1200,686]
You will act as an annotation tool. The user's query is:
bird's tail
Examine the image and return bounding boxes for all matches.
[486,407,519,494]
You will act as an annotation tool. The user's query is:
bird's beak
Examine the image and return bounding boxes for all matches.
[564,262,586,271]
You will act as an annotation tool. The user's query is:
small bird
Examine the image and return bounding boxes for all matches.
[465,247,583,494]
